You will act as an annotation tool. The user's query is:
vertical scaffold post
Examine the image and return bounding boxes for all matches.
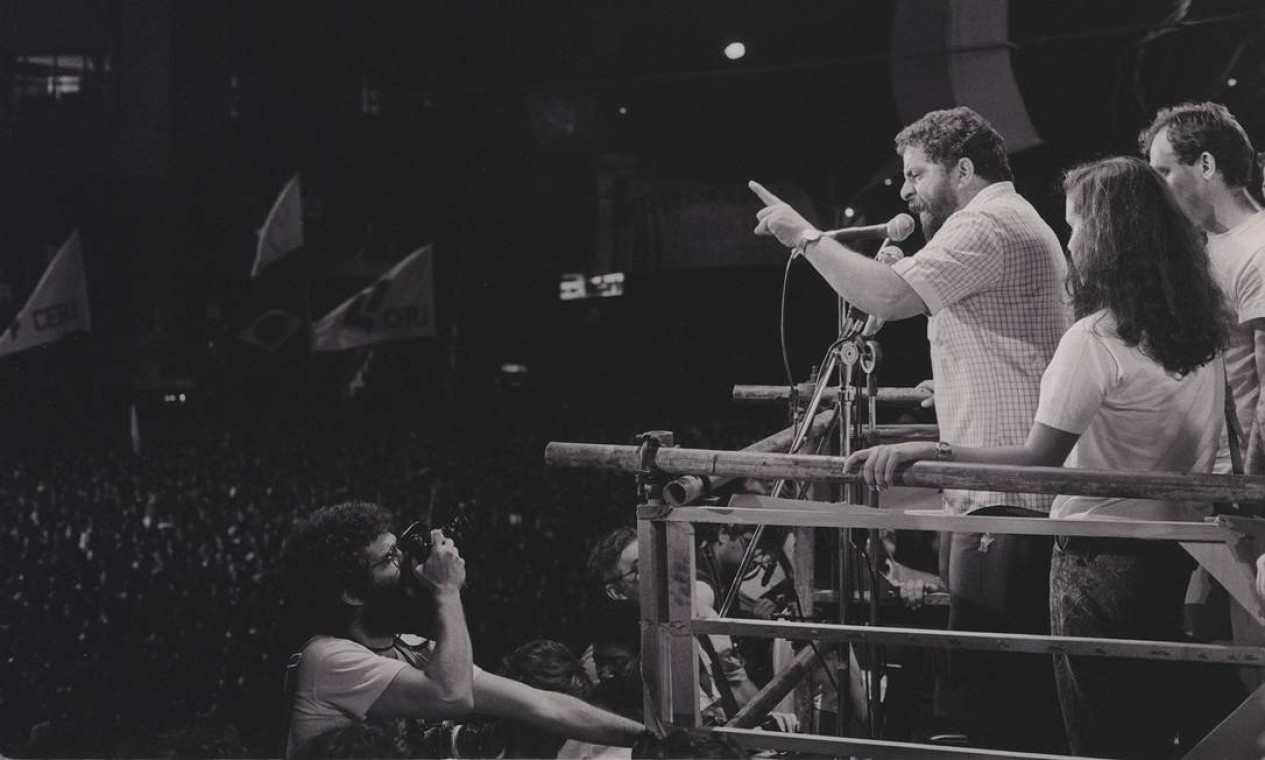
[635,431,701,729]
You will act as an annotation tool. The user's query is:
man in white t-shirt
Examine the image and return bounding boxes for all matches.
[281,502,643,758]
[1143,103,1265,667]
[1142,101,1265,477]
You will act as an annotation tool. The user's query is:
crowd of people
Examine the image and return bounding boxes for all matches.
[4,99,1265,760]
[0,390,780,757]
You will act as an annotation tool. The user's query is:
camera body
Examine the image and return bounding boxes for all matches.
[397,514,471,565]
[391,515,472,636]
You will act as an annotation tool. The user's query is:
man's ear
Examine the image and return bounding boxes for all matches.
[955,157,976,187]
[1199,151,1218,181]
[339,589,366,607]
[605,582,629,601]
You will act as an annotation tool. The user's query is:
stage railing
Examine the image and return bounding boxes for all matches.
[545,440,1265,760]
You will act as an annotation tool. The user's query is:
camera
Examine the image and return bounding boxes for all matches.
[411,719,507,759]
[397,514,471,565]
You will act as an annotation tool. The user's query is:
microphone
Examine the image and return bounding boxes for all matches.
[824,213,915,244]
[862,245,906,337]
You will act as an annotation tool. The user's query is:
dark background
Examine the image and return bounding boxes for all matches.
[0,1,1262,755]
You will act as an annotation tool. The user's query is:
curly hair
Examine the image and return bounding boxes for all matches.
[587,526,636,587]
[894,107,1013,183]
[1062,156,1228,375]
[282,501,394,634]
[498,639,591,699]
[1138,101,1258,189]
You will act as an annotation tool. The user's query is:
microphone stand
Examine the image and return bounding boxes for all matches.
[715,235,896,738]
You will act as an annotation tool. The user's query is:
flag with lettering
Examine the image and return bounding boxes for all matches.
[311,245,436,351]
[0,230,91,356]
[251,174,304,276]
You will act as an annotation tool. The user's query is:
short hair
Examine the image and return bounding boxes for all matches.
[282,501,394,634]
[894,107,1013,182]
[1138,102,1257,189]
[587,526,637,586]
[499,639,591,698]
[1062,156,1228,375]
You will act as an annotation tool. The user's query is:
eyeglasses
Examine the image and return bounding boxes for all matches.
[610,564,638,584]
[374,544,402,569]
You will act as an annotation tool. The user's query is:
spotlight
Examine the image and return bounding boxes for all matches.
[1227,77,1239,88]
[844,207,856,219]
[723,42,746,61]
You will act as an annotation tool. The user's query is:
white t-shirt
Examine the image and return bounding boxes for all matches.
[1208,211,1265,472]
[1035,312,1223,521]
[286,634,483,756]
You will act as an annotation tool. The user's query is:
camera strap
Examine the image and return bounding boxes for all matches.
[280,636,318,758]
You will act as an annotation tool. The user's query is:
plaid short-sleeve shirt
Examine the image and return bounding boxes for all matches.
[891,182,1072,514]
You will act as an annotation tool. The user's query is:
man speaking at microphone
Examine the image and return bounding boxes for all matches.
[751,107,1070,752]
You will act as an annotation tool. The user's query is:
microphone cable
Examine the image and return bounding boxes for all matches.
[779,254,799,429]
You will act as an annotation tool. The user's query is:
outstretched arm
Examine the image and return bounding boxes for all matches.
[844,422,1080,491]
[749,181,926,320]
[473,672,644,747]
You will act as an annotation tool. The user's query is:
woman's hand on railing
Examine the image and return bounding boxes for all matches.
[844,441,937,491]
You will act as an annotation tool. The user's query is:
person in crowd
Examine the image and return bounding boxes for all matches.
[499,639,624,759]
[589,600,644,723]
[751,106,1070,752]
[281,501,644,758]
[586,526,759,714]
[844,156,1230,758]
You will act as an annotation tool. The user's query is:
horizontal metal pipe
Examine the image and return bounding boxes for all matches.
[693,618,1265,665]
[867,424,939,443]
[662,410,835,507]
[544,442,1265,503]
[733,385,932,405]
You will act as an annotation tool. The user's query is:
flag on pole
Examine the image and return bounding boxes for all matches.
[129,403,142,455]
[251,174,304,276]
[312,245,436,351]
[0,229,91,357]
[345,347,376,397]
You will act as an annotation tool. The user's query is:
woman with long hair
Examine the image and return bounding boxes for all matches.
[845,155,1229,758]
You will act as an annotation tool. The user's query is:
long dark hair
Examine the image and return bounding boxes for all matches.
[1063,156,1228,375]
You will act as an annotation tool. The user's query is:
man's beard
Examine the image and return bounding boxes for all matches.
[910,195,955,240]
[360,571,437,637]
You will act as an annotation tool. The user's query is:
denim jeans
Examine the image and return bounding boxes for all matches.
[1050,537,1194,758]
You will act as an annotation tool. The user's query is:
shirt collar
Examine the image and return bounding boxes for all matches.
[963,181,1015,210]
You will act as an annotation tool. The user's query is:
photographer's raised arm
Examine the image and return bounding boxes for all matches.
[368,530,474,720]
[473,672,645,747]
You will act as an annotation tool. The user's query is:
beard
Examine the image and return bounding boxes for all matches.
[909,193,956,240]
[360,568,437,637]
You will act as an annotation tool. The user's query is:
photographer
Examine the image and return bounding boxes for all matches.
[281,501,644,758]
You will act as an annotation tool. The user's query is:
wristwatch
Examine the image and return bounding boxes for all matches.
[791,228,824,258]
[934,441,954,461]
